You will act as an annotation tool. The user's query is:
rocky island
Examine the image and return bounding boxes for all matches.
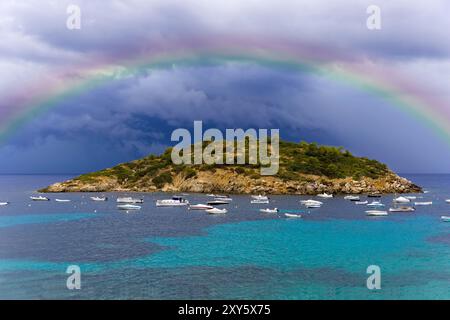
[40,140,421,195]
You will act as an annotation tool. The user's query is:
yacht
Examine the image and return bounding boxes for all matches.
[441,216,450,222]
[251,195,269,201]
[317,193,333,198]
[393,196,411,203]
[344,195,360,201]
[300,199,323,205]
[251,199,270,204]
[355,201,368,205]
[389,206,415,213]
[207,199,231,205]
[284,213,302,218]
[405,196,417,200]
[0,202,9,206]
[156,196,189,207]
[366,210,388,216]
[414,201,432,206]
[206,207,227,214]
[117,197,144,204]
[260,208,278,213]
[367,201,385,207]
[367,193,382,198]
[55,199,71,203]
[90,196,108,201]
[117,204,141,210]
[189,204,214,210]
[30,196,50,201]
[445,199,450,203]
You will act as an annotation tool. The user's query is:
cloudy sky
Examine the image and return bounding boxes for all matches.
[0,0,449,174]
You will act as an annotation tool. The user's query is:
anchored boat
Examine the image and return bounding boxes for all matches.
[117,197,144,204]
[206,207,227,214]
[30,196,50,201]
[156,196,189,207]
[260,208,278,213]
[117,204,141,210]
[366,210,388,216]
[90,196,108,201]
[189,204,214,210]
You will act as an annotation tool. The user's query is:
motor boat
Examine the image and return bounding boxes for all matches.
[367,201,385,207]
[156,196,189,207]
[367,193,382,198]
[206,207,227,214]
[414,201,433,206]
[317,193,333,198]
[55,199,71,203]
[284,213,302,218]
[441,216,450,222]
[446,199,450,204]
[260,208,278,213]
[251,199,270,204]
[251,195,269,201]
[300,199,323,205]
[117,204,141,210]
[389,206,415,213]
[30,196,50,201]
[405,196,417,200]
[344,195,360,201]
[0,202,9,206]
[90,196,107,201]
[393,196,411,203]
[355,201,368,205]
[206,194,216,197]
[117,197,144,204]
[207,200,231,205]
[189,204,214,210]
[366,210,388,216]
[305,203,322,208]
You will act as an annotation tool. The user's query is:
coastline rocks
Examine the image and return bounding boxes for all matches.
[40,169,421,195]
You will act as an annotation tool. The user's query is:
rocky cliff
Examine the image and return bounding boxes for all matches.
[40,140,421,195]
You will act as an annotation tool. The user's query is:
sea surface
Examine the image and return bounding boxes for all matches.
[0,174,449,299]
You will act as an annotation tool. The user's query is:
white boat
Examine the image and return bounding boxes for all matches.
[0,202,9,206]
[344,195,360,201]
[156,196,189,207]
[366,210,388,216]
[260,208,278,213]
[207,200,231,205]
[214,195,231,199]
[251,194,269,201]
[367,201,385,207]
[355,201,368,205]
[305,203,322,208]
[206,194,216,197]
[414,201,433,206]
[55,199,71,203]
[251,199,270,204]
[117,204,141,210]
[446,199,450,203]
[206,207,227,214]
[393,196,411,203]
[405,196,417,200]
[317,193,333,198]
[300,199,323,205]
[389,206,415,213]
[90,196,107,201]
[284,213,302,218]
[441,216,450,222]
[189,204,214,210]
[215,197,232,202]
[117,197,144,204]
[30,196,50,201]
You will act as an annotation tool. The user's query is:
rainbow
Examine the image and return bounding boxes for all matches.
[1,36,450,145]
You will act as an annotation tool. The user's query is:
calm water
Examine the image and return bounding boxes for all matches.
[0,174,449,299]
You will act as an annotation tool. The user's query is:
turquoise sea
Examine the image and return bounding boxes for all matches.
[0,174,449,299]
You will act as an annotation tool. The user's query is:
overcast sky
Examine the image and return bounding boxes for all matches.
[0,0,449,174]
